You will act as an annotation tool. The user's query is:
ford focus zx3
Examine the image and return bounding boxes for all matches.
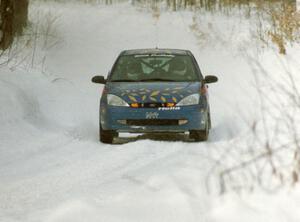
[92,49,218,144]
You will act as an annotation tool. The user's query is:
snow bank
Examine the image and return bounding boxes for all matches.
[0,80,32,125]
[211,188,300,222]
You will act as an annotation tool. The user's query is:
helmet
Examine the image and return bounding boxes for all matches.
[127,61,142,80]
[169,58,187,76]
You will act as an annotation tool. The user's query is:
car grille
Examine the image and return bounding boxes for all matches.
[142,103,163,108]
[126,119,179,126]
[130,103,177,108]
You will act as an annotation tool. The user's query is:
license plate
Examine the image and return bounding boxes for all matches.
[146,112,159,119]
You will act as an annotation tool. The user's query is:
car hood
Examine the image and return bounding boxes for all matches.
[106,82,201,104]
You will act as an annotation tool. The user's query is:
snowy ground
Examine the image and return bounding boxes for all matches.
[1,2,300,222]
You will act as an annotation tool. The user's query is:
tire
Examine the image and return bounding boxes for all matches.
[100,125,118,144]
[189,115,209,142]
[208,112,212,129]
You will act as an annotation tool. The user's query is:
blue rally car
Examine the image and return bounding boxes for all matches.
[92,49,218,143]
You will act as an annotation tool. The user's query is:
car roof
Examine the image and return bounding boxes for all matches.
[121,48,192,56]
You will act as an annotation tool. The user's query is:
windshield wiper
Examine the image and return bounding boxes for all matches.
[140,78,176,82]
[111,79,139,82]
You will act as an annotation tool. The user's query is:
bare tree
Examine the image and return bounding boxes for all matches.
[0,0,29,50]
[0,0,14,50]
[172,0,176,11]
[14,0,29,35]
[105,0,112,5]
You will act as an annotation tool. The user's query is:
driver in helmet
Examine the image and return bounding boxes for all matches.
[168,57,188,76]
[126,61,142,80]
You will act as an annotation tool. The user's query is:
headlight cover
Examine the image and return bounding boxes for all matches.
[107,94,129,107]
[176,94,200,106]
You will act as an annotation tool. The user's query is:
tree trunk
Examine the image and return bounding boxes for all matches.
[105,0,112,5]
[172,0,176,11]
[166,0,171,8]
[0,0,15,50]
[0,0,29,50]
[14,0,29,35]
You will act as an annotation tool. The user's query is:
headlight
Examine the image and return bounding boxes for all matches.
[107,94,129,107]
[176,94,200,106]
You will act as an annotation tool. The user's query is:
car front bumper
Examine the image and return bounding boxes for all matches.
[100,105,208,133]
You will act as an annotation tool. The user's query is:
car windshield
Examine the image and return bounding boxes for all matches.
[110,54,199,82]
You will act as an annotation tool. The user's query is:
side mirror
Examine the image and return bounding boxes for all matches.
[92,75,106,84]
[204,75,218,84]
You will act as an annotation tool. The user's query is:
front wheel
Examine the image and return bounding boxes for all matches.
[100,125,118,144]
[189,117,209,142]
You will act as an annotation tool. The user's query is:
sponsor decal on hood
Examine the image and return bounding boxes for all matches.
[106,82,200,104]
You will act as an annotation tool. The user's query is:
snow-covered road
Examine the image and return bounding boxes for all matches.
[1,2,300,222]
